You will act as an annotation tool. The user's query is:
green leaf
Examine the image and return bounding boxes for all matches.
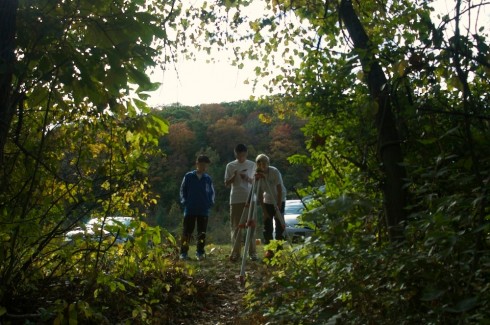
[151,115,170,134]
[68,303,78,325]
[444,297,479,313]
[417,138,438,145]
[396,59,408,76]
[421,288,446,301]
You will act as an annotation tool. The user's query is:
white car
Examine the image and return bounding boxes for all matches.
[283,199,314,242]
[65,216,134,244]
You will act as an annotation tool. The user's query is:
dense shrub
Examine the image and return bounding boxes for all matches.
[244,189,490,324]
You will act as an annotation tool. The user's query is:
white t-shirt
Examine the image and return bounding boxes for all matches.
[224,159,256,204]
[258,166,287,205]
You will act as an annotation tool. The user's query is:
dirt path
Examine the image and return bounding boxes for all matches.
[172,247,268,325]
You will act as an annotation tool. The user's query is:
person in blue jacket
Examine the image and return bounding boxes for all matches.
[179,154,215,260]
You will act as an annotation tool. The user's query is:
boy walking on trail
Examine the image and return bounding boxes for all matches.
[179,155,215,260]
[224,144,257,262]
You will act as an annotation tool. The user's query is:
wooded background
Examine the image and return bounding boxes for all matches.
[0,0,489,323]
[148,101,310,241]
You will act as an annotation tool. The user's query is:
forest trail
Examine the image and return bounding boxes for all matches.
[171,245,269,325]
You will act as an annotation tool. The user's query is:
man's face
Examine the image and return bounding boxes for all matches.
[235,151,247,163]
[196,162,209,173]
[256,160,268,172]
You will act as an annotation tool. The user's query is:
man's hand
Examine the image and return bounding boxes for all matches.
[225,170,238,186]
[254,172,265,180]
[239,169,248,181]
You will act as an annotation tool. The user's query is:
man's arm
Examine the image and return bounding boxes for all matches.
[224,167,237,187]
[210,178,216,206]
[180,176,187,204]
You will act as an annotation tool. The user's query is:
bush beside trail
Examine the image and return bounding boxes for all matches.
[0,236,272,324]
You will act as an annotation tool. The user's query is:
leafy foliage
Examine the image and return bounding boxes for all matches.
[2,0,490,323]
[244,188,489,323]
[198,0,490,323]
[0,0,203,322]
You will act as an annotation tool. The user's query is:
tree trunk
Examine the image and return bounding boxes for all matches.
[339,0,407,241]
[0,0,18,168]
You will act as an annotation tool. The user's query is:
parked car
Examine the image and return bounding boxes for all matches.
[65,216,134,244]
[282,199,314,242]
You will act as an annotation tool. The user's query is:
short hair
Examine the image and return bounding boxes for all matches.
[197,155,211,163]
[255,154,269,164]
[234,144,247,153]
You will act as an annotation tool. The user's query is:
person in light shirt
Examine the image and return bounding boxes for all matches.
[254,154,286,258]
[224,144,257,262]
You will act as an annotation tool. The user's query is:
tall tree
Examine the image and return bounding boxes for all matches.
[207,117,248,160]
[199,103,227,122]
[206,0,411,240]
[193,0,490,244]
[269,123,305,171]
[167,122,197,157]
[338,0,407,240]
[0,0,18,165]
[199,1,490,322]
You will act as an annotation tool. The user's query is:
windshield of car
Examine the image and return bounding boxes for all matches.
[284,201,303,215]
[87,216,131,227]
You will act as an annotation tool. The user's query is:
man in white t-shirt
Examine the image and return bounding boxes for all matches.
[224,144,257,261]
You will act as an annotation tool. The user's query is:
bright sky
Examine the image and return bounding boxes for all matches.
[147,58,263,107]
[146,0,489,107]
[146,0,269,107]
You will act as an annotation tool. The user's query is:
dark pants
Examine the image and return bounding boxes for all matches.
[262,202,285,245]
[180,215,208,255]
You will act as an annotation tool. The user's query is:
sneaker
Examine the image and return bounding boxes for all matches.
[196,252,206,261]
[179,253,188,260]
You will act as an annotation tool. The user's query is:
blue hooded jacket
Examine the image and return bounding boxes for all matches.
[180,170,215,217]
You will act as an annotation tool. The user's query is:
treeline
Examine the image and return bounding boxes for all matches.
[147,100,311,236]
